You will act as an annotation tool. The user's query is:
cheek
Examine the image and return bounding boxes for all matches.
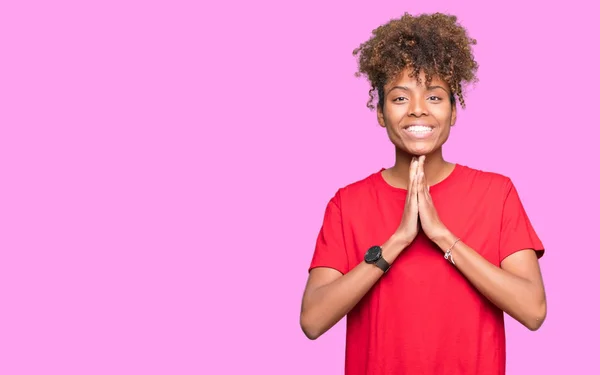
[438,113,452,127]
[384,104,409,120]
[430,105,452,118]
[384,125,397,140]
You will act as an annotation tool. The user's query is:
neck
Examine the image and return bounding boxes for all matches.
[386,147,453,188]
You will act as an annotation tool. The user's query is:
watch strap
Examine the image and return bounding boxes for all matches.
[375,256,391,273]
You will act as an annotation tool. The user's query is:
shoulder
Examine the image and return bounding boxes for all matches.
[458,164,515,194]
[328,170,382,205]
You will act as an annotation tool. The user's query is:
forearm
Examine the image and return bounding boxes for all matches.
[301,236,407,339]
[434,232,546,330]
[301,260,385,339]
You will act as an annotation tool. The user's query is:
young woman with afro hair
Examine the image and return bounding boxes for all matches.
[300,12,546,375]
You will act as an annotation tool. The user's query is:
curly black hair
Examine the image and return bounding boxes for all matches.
[352,12,479,110]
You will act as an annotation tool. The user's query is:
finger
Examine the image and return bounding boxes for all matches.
[412,170,418,204]
[426,181,433,202]
[417,174,426,208]
[408,158,417,190]
[420,158,427,189]
[418,155,424,176]
[419,156,428,185]
[409,157,418,180]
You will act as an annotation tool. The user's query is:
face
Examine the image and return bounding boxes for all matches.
[377,70,456,156]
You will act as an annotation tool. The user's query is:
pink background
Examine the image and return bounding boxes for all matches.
[0,0,598,374]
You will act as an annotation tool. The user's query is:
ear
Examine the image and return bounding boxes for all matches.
[450,103,457,126]
[377,104,386,128]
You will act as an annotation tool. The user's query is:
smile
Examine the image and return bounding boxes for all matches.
[402,124,435,139]
[405,125,433,133]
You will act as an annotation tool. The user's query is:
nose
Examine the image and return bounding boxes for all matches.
[409,97,428,117]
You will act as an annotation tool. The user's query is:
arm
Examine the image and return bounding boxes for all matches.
[301,158,422,340]
[415,158,546,330]
[300,236,407,340]
[434,234,547,330]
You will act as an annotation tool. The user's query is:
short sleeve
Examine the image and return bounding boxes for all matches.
[308,190,349,274]
[499,179,545,262]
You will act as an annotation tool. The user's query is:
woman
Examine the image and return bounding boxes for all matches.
[299,12,547,375]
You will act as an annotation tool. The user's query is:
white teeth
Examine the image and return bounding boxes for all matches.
[406,125,433,133]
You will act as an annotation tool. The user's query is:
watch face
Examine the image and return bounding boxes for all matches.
[364,246,382,263]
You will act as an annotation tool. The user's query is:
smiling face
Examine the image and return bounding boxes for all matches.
[377,70,457,156]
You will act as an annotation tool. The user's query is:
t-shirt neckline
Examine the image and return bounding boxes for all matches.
[374,163,464,194]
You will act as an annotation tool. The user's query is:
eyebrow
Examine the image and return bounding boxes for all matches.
[387,85,449,95]
[427,85,449,93]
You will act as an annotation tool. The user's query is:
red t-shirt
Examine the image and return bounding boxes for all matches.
[309,164,544,375]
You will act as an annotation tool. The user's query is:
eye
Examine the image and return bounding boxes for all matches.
[392,97,407,102]
[428,96,442,101]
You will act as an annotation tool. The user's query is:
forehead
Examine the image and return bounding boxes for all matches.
[386,70,449,91]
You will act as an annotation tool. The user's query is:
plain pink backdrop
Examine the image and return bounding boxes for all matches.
[0,0,598,374]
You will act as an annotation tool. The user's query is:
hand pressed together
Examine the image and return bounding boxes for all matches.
[414,156,450,242]
[393,156,420,246]
[394,155,450,245]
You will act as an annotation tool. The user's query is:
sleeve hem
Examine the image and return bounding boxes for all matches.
[308,264,347,275]
[500,246,545,263]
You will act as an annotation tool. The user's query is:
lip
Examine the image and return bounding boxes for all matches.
[402,124,436,139]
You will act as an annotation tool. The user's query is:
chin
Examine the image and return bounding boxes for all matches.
[405,145,437,156]
[391,135,442,156]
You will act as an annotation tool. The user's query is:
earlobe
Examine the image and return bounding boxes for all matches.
[450,106,457,126]
[377,106,386,128]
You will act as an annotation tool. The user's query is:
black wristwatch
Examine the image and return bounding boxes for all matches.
[364,245,390,273]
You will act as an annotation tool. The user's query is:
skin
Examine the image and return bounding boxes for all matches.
[300,69,547,340]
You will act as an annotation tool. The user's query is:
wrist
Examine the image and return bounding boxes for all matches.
[381,234,411,262]
[432,229,456,251]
